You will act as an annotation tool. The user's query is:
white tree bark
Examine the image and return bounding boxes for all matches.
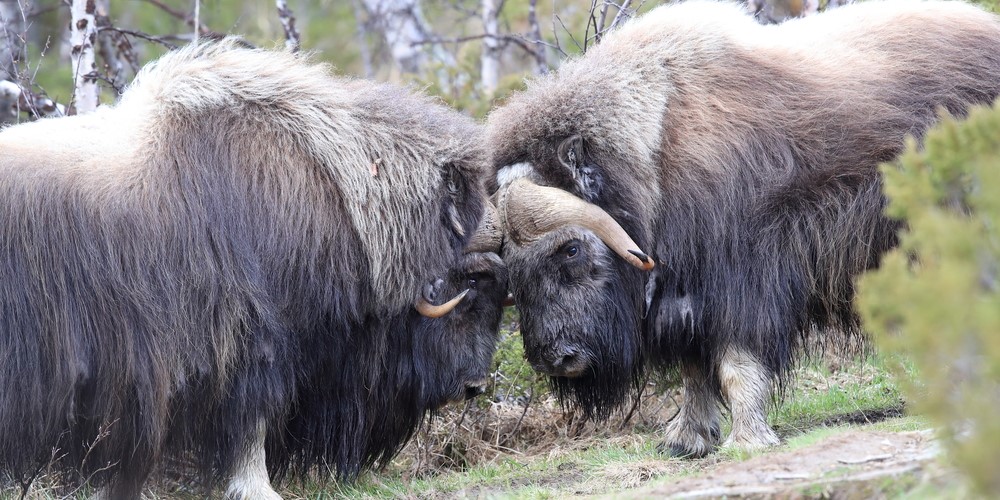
[0,0,25,82]
[481,0,500,94]
[361,0,451,74]
[70,0,99,114]
[1,0,26,123]
[526,0,547,74]
[276,0,302,52]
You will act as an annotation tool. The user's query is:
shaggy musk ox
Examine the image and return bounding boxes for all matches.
[487,0,1000,457]
[0,39,506,498]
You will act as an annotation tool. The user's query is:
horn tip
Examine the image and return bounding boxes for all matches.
[628,249,655,270]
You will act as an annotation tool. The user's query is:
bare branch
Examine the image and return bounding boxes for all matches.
[583,0,597,52]
[99,26,178,50]
[609,0,637,32]
[596,0,611,44]
[142,0,219,38]
[413,32,538,60]
[361,0,454,75]
[276,0,302,52]
[550,9,566,58]
[554,14,583,54]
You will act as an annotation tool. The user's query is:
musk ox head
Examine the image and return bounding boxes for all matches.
[413,250,508,406]
[275,207,508,480]
[413,201,508,405]
[484,34,669,416]
[487,143,657,418]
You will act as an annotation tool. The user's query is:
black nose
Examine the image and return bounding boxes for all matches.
[552,351,577,370]
[464,382,487,400]
[540,345,588,377]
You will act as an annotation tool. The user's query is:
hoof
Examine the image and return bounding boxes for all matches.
[225,479,283,500]
[657,441,713,459]
[721,426,781,452]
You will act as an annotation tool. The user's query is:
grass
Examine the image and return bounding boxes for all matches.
[8,355,923,499]
[274,355,915,499]
[770,355,905,436]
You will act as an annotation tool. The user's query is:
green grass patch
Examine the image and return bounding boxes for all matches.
[770,356,904,438]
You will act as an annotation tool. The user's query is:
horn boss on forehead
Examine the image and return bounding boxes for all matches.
[498,177,653,270]
[464,199,503,255]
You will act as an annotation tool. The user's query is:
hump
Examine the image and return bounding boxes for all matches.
[117,38,334,115]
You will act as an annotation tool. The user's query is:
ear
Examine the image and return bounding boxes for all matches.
[556,135,603,201]
[557,135,584,173]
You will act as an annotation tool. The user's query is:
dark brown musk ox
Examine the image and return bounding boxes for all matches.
[0,38,507,499]
[485,0,1000,457]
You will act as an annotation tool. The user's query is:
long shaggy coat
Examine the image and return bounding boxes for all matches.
[487,0,1000,452]
[0,39,488,494]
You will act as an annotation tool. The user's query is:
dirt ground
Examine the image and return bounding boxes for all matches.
[619,429,943,498]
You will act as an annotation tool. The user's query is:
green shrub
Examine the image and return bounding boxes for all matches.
[488,320,550,406]
[858,102,1000,495]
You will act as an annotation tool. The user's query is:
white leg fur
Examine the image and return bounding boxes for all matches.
[225,419,282,500]
[718,347,780,451]
[661,361,721,457]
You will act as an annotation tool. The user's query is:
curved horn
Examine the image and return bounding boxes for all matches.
[464,200,502,254]
[498,177,654,271]
[415,289,469,318]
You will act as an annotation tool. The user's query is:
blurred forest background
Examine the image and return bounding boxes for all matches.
[2,0,873,123]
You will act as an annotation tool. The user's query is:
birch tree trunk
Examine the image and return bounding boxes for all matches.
[351,0,374,78]
[527,0,547,74]
[276,0,302,52]
[70,0,99,114]
[361,0,450,74]
[0,0,25,82]
[1,0,26,123]
[481,0,500,94]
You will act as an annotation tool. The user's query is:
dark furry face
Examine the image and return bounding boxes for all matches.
[413,251,508,409]
[503,227,645,419]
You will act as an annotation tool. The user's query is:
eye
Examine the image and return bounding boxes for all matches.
[555,240,583,261]
[465,272,492,289]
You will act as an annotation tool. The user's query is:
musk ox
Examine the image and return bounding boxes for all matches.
[486,0,1000,457]
[0,39,505,498]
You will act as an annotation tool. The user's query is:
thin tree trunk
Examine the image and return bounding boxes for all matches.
[527,0,547,74]
[351,0,374,78]
[0,0,25,82]
[361,0,450,74]
[276,0,301,52]
[481,0,500,94]
[0,0,26,123]
[70,0,99,114]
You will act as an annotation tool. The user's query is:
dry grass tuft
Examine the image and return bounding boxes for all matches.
[394,380,684,478]
[600,460,677,489]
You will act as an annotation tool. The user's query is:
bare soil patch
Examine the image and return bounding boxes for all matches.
[619,429,941,499]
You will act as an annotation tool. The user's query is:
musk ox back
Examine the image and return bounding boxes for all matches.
[487,0,1000,457]
[0,39,502,498]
